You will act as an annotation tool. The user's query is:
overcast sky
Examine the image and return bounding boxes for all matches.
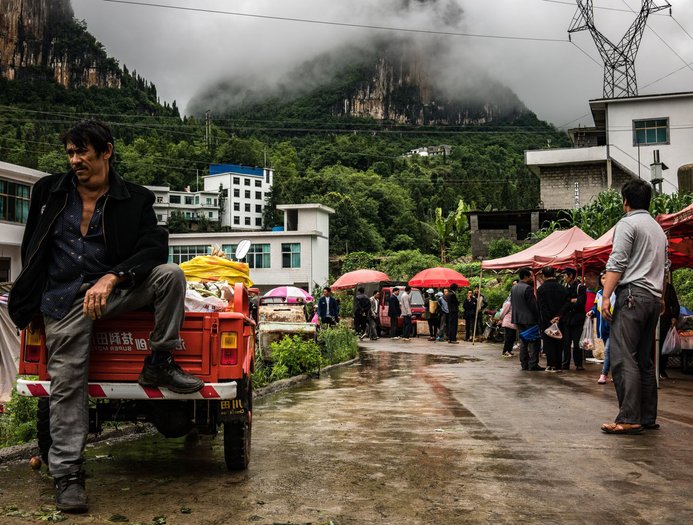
[71,0,693,128]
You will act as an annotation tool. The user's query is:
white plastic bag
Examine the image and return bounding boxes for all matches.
[544,322,562,340]
[184,288,228,312]
[662,326,681,356]
[579,317,594,351]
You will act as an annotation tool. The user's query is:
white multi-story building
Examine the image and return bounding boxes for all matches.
[203,164,274,230]
[0,161,47,282]
[168,204,334,292]
[526,91,693,210]
[147,185,221,226]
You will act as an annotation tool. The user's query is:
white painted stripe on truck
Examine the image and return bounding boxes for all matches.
[16,379,237,400]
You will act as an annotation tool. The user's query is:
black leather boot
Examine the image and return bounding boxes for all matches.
[138,355,204,394]
[54,471,88,513]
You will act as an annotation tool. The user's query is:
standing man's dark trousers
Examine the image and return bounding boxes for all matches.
[448,311,459,342]
[402,315,412,338]
[390,316,399,338]
[610,286,659,426]
[464,316,474,340]
[561,322,583,369]
[542,333,563,369]
[517,323,539,370]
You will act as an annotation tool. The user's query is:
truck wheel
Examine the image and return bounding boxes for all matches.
[37,397,52,465]
[223,378,252,471]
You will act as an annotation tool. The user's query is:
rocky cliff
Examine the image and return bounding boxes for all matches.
[332,39,526,126]
[0,0,120,88]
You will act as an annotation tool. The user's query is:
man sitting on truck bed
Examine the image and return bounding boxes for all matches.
[8,120,204,513]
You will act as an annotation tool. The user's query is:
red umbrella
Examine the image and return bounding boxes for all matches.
[331,269,391,291]
[408,267,470,288]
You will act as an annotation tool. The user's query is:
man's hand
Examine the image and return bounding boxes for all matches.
[602,296,612,322]
[586,311,593,318]
[550,316,560,324]
[671,317,678,327]
[83,274,120,319]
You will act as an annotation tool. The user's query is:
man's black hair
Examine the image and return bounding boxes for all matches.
[450,283,459,291]
[357,287,365,293]
[62,120,115,166]
[621,178,652,210]
[404,285,411,292]
[372,290,379,296]
[518,267,532,280]
[542,266,556,278]
[323,286,331,293]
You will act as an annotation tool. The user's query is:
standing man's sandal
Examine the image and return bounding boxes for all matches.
[600,423,643,434]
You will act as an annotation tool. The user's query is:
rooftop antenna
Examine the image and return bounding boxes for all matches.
[568,1,671,98]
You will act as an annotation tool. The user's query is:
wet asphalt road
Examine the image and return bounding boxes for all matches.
[1,337,692,524]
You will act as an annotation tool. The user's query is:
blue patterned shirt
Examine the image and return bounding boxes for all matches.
[41,179,110,320]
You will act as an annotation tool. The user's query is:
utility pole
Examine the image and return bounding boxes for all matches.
[568,1,671,98]
[205,110,211,152]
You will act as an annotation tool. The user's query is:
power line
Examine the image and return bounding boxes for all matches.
[101,0,568,43]
[619,0,693,77]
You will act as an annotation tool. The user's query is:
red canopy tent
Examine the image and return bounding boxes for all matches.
[580,227,616,271]
[657,204,693,270]
[482,227,595,271]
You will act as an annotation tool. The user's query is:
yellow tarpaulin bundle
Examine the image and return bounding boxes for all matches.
[180,256,253,287]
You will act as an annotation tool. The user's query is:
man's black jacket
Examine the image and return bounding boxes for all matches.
[388,294,401,318]
[8,169,168,329]
[536,279,569,329]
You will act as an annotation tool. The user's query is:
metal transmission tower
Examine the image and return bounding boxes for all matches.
[568,0,671,98]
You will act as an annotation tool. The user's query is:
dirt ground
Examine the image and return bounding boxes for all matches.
[1,338,692,524]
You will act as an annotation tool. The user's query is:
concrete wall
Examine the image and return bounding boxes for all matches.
[539,162,632,210]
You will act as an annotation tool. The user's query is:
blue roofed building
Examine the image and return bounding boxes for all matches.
[203,163,274,230]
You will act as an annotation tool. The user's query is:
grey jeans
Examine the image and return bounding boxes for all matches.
[609,285,659,426]
[43,264,186,478]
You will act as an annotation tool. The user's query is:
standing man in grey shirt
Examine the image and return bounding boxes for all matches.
[600,179,667,435]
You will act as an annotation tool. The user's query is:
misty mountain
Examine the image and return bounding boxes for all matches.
[189,36,531,127]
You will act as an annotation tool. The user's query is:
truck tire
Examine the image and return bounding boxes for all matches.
[37,397,52,465]
[223,377,252,471]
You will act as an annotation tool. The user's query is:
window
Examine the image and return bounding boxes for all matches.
[185,196,193,205]
[208,212,213,218]
[194,195,199,205]
[282,243,301,268]
[255,180,262,187]
[185,211,192,219]
[245,190,251,199]
[156,214,163,221]
[206,197,212,205]
[255,217,262,226]
[168,245,210,265]
[222,244,238,259]
[247,243,270,268]
[255,191,262,200]
[233,216,240,225]
[255,204,262,213]
[156,196,163,203]
[244,179,250,186]
[0,179,31,224]
[233,189,240,198]
[244,217,251,225]
[233,202,240,211]
[233,177,240,185]
[170,195,181,204]
[245,203,251,212]
[633,118,669,145]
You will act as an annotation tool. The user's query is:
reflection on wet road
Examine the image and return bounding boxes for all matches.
[1,342,692,524]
